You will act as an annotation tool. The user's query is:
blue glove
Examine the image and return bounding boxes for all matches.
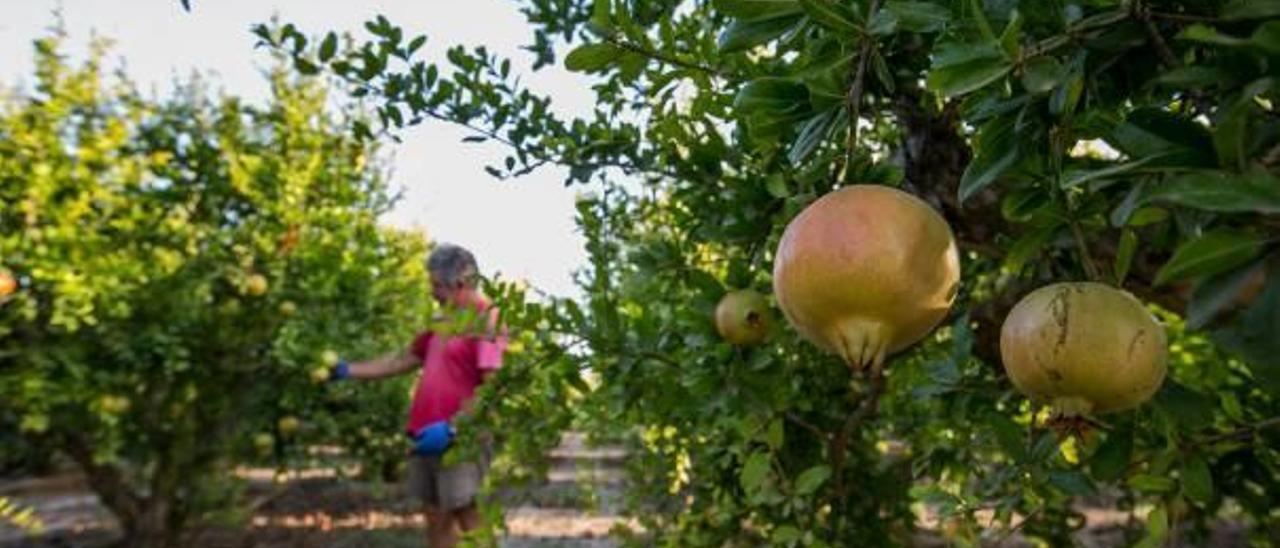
[329,360,350,381]
[412,420,454,456]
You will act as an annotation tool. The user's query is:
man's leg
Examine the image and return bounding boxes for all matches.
[454,503,482,531]
[425,508,458,548]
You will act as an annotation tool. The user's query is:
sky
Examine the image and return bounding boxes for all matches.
[0,0,595,298]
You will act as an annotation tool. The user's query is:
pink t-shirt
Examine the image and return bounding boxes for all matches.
[405,305,506,434]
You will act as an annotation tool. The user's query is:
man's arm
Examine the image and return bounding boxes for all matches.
[344,352,419,380]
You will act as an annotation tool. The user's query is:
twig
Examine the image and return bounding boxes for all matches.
[1136,5,1181,68]
[418,110,681,180]
[604,37,720,76]
[831,370,886,504]
[1199,416,1280,446]
[785,412,832,442]
[841,0,881,184]
[1069,219,1102,281]
[1147,10,1219,23]
[1124,416,1280,477]
[1019,10,1131,61]
[341,76,684,182]
[992,505,1043,546]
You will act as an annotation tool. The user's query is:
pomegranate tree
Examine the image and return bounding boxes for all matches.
[1000,282,1168,417]
[772,185,960,370]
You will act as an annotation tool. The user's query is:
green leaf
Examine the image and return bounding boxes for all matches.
[1000,187,1048,221]
[1146,170,1280,214]
[1177,24,1252,47]
[1048,470,1096,496]
[294,57,319,75]
[772,525,802,544]
[877,1,952,34]
[1127,206,1169,227]
[740,451,772,493]
[1154,381,1217,432]
[1155,66,1236,88]
[871,48,896,93]
[958,114,1020,202]
[788,109,837,165]
[798,0,859,34]
[999,10,1022,57]
[765,174,792,198]
[1004,225,1058,272]
[719,14,804,52]
[1020,56,1063,93]
[1214,98,1251,170]
[1109,108,1215,168]
[1049,70,1083,117]
[1128,474,1177,493]
[989,414,1026,462]
[1062,156,1158,188]
[1213,273,1280,393]
[794,465,831,495]
[735,78,810,114]
[407,35,427,55]
[1253,21,1280,53]
[1181,456,1213,504]
[319,32,338,62]
[1090,432,1133,482]
[1114,228,1137,285]
[1134,506,1169,548]
[563,43,625,72]
[1222,0,1280,20]
[588,0,612,33]
[1187,260,1267,329]
[968,0,997,42]
[713,0,803,20]
[1154,231,1268,286]
[1111,183,1152,227]
[927,42,1011,97]
[764,419,784,450]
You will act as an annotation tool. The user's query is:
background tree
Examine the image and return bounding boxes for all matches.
[0,33,436,547]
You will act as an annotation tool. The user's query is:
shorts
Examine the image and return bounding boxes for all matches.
[406,445,491,511]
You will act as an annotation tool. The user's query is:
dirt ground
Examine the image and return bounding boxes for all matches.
[0,434,630,548]
[0,435,1258,547]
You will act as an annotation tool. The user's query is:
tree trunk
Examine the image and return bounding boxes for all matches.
[117,496,180,548]
[63,434,185,548]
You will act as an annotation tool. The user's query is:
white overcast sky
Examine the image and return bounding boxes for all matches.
[0,0,594,298]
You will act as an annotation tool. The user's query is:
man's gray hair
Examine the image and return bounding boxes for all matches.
[427,244,479,286]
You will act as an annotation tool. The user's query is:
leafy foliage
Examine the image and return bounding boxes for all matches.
[0,34,432,547]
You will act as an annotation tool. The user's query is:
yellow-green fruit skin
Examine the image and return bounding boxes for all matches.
[772,185,960,367]
[1000,282,1168,415]
[715,290,772,346]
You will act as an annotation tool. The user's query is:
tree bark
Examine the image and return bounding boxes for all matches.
[62,434,184,548]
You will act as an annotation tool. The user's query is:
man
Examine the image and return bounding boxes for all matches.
[327,244,506,547]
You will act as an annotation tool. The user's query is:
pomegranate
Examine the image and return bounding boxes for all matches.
[278,416,301,436]
[715,289,772,346]
[772,185,960,370]
[244,274,269,296]
[1000,282,1167,416]
[0,272,16,297]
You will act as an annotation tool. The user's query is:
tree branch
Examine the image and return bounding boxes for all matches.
[1200,416,1280,446]
[830,370,886,504]
[785,412,832,442]
[1136,5,1181,68]
[1068,219,1103,282]
[604,37,721,76]
[841,0,881,184]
